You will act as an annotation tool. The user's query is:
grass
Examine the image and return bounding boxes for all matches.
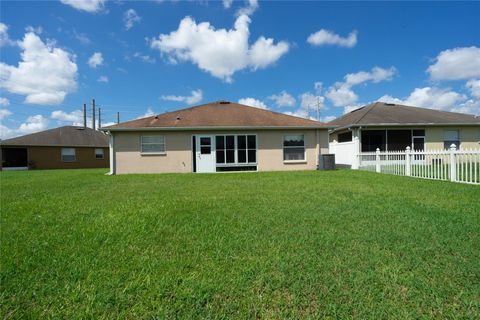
[1,169,479,319]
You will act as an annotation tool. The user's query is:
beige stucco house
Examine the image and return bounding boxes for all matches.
[328,102,480,167]
[101,101,331,174]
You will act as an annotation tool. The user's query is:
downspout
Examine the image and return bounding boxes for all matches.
[107,131,116,175]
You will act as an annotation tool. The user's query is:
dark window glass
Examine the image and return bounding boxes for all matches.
[216,150,225,163]
[226,136,235,149]
[216,136,224,149]
[283,148,305,161]
[226,150,235,163]
[361,130,386,152]
[387,130,411,151]
[444,141,460,150]
[247,135,256,149]
[338,131,352,143]
[283,135,304,147]
[413,137,424,151]
[238,135,246,149]
[238,150,247,163]
[248,150,256,163]
[201,146,211,154]
[200,137,210,146]
[413,130,425,137]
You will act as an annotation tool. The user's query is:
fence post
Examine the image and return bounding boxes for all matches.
[351,137,360,170]
[405,146,411,176]
[376,148,381,173]
[449,144,457,182]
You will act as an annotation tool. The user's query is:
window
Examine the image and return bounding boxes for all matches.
[95,148,104,159]
[444,130,459,149]
[141,135,166,153]
[361,130,386,152]
[215,134,256,165]
[283,134,305,161]
[61,148,76,162]
[338,131,352,143]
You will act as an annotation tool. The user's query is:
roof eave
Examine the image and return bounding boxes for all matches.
[101,125,334,132]
[330,122,480,132]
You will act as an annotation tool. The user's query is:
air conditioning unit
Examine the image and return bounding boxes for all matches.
[318,154,336,170]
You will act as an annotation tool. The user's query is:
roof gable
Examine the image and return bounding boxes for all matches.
[329,102,480,127]
[103,101,329,130]
[1,126,108,147]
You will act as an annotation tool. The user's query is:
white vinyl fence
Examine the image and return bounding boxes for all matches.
[329,141,357,166]
[357,145,480,185]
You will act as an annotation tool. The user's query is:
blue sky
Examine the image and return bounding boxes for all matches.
[1,0,479,138]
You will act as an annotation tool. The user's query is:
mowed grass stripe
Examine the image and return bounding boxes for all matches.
[1,169,479,318]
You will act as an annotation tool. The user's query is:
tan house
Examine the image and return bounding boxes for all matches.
[328,102,480,167]
[1,126,109,170]
[101,101,331,174]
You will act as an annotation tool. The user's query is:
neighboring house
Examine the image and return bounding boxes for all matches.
[101,101,331,174]
[1,126,109,170]
[328,102,480,167]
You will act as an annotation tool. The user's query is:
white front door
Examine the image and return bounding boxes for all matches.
[196,135,216,173]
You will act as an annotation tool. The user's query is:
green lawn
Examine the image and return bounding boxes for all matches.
[1,169,479,319]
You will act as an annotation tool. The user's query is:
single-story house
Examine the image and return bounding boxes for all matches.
[328,102,480,166]
[101,100,331,174]
[1,126,109,170]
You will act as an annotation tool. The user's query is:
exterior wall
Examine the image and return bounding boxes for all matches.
[425,126,480,150]
[113,129,329,174]
[26,146,109,169]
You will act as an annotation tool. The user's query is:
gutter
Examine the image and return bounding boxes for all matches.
[100,125,335,132]
[329,122,480,133]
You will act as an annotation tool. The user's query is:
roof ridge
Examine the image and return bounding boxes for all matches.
[353,102,377,124]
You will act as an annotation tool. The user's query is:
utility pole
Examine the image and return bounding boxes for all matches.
[92,98,96,130]
[117,112,120,124]
[316,96,321,121]
[98,107,101,129]
[83,103,87,128]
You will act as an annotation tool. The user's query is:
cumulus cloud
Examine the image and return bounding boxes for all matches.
[1,114,49,139]
[88,52,103,68]
[236,0,259,16]
[0,97,10,106]
[0,108,12,120]
[124,9,141,30]
[326,66,396,107]
[133,52,156,63]
[137,107,156,119]
[60,0,106,13]
[427,46,480,81]
[0,32,77,105]
[160,89,203,105]
[378,87,466,110]
[150,15,289,82]
[268,91,295,107]
[0,23,15,46]
[51,109,83,125]
[466,79,480,99]
[223,0,233,9]
[307,29,358,48]
[97,75,109,83]
[238,97,268,109]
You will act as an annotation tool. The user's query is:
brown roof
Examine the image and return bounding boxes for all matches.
[328,102,480,130]
[103,101,329,130]
[0,126,108,147]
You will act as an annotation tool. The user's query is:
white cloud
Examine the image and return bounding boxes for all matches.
[314,81,323,93]
[73,30,91,45]
[60,0,106,13]
[18,115,49,135]
[150,15,289,82]
[137,107,156,119]
[427,46,480,81]
[223,0,233,9]
[466,79,480,99]
[97,75,109,83]
[268,91,295,107]
[326,66,396,107]
[133,52,156,63]
[160,89,203,105]
[378,87,466,111]
[0,32,77,105]
[51,109,83,125]
[236,0,259,16]
[0,97,10,106]
[0,108,12,120]
[307,29,358,48]
[283,92,325,119]
[0,23,15,46]
[238,97,268,109]
[320,115,336,123]
[88,52,103,68]
[124,9,141,30]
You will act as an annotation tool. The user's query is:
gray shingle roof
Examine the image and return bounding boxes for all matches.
[0,126,108,147]
[328,102,480,129]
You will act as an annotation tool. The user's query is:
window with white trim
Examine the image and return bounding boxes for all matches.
[95,148,104,159]
[141,135,166,153]
[444,130,459,149]
[61,148,76,162]
[283,134,305,161]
